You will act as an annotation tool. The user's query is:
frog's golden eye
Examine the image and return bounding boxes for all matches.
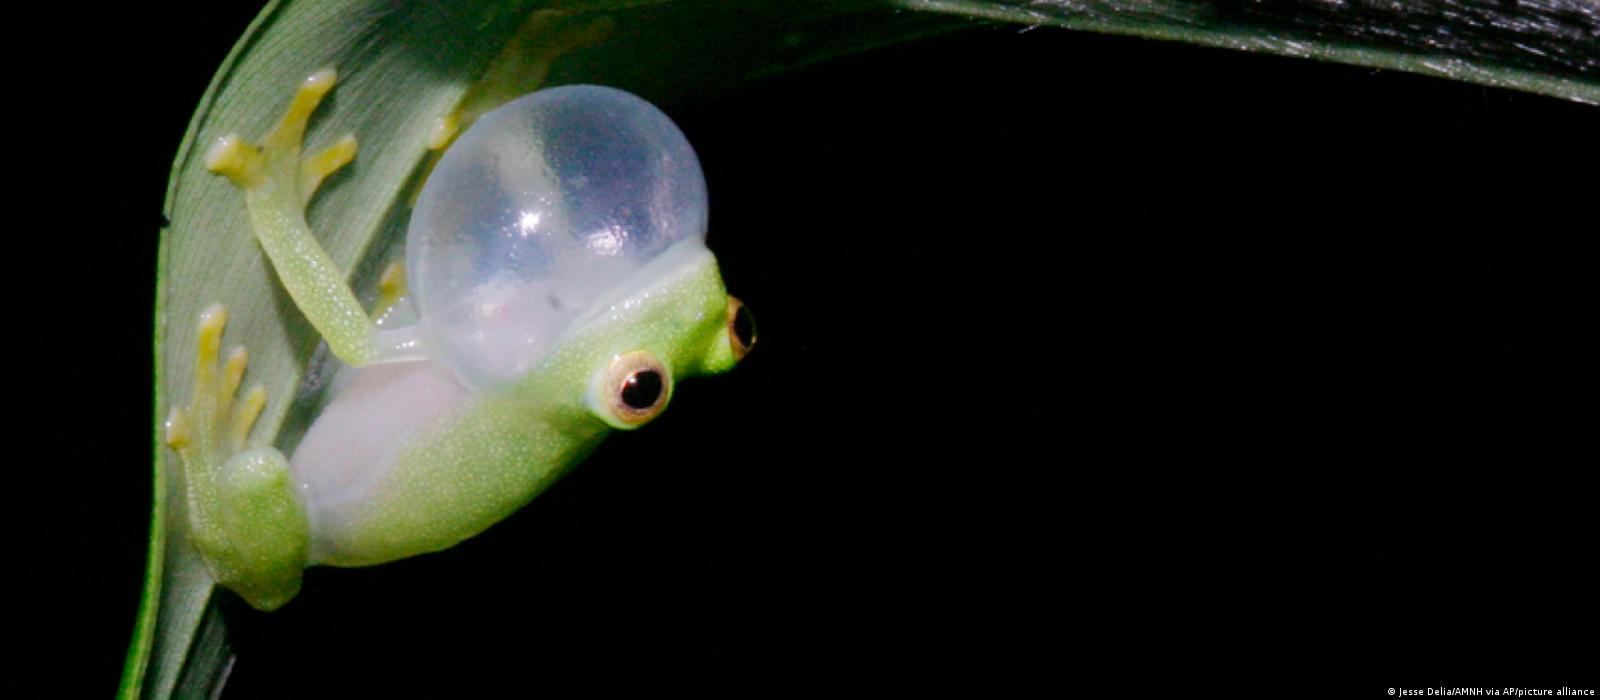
[599,351,671,427]
[727,296,756,361]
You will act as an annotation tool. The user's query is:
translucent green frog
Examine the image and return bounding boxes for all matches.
[166,69,754,611]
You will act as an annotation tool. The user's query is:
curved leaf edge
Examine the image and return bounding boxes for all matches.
[119,3,288,698]
[904,0,1600,105]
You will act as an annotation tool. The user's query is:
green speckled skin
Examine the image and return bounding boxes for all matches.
[181,71,748,610]
[317,245,737,566]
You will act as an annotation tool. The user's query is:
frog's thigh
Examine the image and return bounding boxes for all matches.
[215,446,309,611]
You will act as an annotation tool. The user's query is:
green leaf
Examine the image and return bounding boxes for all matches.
[126,2,962,698]
[126,0,1596,697]
[900,0,1599,105]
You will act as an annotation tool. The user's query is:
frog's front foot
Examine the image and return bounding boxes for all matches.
[166,305,309,611]
[205,68,357,204]
[203,67,388,367]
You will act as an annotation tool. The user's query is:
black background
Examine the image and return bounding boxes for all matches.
[31,2,1596,697]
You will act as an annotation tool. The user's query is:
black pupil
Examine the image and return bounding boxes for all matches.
[621,370,663,410]
[733,304,756,348]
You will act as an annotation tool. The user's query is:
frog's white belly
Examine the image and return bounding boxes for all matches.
[289,358,471,561]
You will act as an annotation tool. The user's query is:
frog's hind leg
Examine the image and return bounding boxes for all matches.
[206,69,387,368]
[166,304,309,611]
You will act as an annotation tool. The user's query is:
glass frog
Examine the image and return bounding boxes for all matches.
[165,70,755,611]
